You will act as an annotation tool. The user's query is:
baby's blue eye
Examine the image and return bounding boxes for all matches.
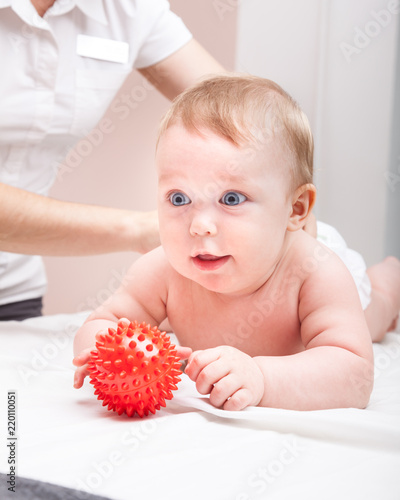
[169,192,191,206]
[220,191,247,206]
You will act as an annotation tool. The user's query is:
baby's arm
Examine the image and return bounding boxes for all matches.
[186,252,374,411]
[73,247,191,387]
[253,255,374,410]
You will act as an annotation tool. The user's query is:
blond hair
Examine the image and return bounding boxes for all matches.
[158,74,314,188]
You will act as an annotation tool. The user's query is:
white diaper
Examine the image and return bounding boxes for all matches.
[317,221,371,310]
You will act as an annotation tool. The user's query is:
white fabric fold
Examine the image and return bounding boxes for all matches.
[1,313,399,500]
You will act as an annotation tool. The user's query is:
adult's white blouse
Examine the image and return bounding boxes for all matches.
[0,0,192,306]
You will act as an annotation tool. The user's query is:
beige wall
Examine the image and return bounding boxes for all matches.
[44,0,398,315]
[236,0,399,266]
[43,0,237,314]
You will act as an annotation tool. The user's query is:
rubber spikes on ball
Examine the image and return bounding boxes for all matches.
[87,320,182,417]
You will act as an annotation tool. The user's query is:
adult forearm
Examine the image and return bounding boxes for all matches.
[0,183,158,255]
[254,347,373,410]
[139,39,226,101]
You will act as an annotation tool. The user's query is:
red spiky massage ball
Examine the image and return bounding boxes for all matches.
[87,320,182,417]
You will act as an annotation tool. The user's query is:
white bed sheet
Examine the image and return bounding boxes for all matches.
[0,312,399,500]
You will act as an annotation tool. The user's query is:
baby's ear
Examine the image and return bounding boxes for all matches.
[287,183,316,231]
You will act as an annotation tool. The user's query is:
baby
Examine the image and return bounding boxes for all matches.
[73,75,400,411]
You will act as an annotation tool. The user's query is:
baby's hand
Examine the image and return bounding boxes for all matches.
[73,346,94,389]
[73,318,132,388]
[72,321,121,389]
[185,346,264,411]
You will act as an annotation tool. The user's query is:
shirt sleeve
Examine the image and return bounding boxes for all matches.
[133,0,193,69]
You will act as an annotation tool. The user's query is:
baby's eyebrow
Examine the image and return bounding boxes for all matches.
[157,172,177,184]
[220,171,249,184]
[157,167,189,183]
[158,169,250,185]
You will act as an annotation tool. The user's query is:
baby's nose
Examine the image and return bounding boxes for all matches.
[189,212,217,237]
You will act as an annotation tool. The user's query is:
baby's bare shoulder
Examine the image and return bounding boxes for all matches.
[121,246,177,298]
[292,233,363,320]
[278,232,356,305]
[129,246,172,274]
[286,231,343,276]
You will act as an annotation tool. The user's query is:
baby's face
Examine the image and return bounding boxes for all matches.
[157,125,294,296]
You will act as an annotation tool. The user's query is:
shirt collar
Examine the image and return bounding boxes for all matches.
[0,0,108,26]
[69,0,108,26]
[3,0,47,29]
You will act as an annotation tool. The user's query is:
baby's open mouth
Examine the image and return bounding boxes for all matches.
[192,254,230,271]
[197,254,223,261]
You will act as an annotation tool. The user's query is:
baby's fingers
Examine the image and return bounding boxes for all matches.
[72,348,92,367]
[223,388,253,411]
[185,348,223,382]
[194,359,231,395]
[73,347,95,389]
[73,365,90,389]
[175,345,192,361]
